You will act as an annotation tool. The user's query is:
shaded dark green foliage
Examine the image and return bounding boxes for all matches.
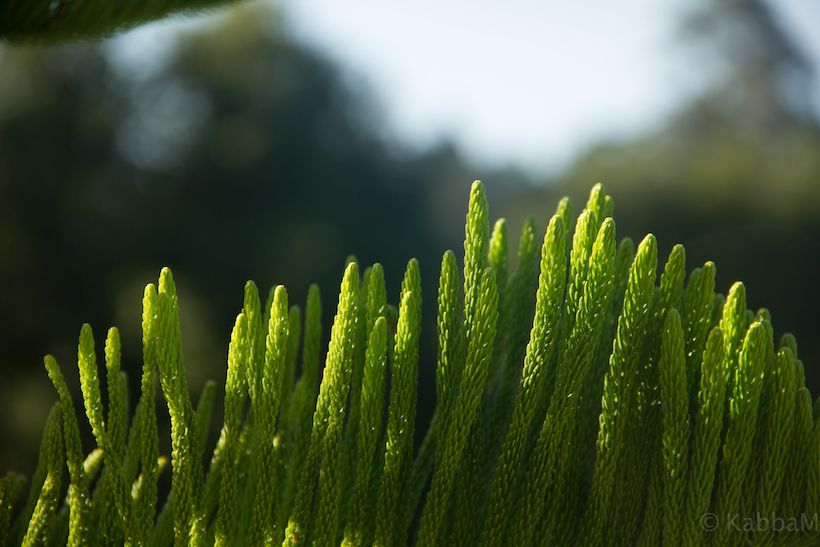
[0,0,239,42]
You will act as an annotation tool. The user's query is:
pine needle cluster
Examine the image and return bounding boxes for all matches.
[1,182,818,546]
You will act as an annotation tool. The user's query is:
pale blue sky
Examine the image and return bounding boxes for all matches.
[281,0,692,173]
[107,0,820,175]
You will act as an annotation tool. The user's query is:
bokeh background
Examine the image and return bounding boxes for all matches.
[1,0,818,474]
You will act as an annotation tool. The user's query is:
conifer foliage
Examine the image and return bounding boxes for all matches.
[0,0,237,42]
[1,182,818,546]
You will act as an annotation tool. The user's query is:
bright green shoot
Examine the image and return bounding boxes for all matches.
[2,182,818,547]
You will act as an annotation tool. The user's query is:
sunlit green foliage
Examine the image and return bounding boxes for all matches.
[2,181,818,546]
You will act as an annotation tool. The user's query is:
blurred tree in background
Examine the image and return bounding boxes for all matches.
[560,0,819,207]
[0,5,526,472]
[504,0,820,401]
[0,0,817,474]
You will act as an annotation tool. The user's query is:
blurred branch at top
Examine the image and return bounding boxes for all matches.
[0,0,239,43]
